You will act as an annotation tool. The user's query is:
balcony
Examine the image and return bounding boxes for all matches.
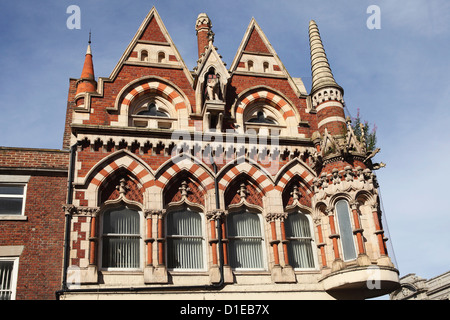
[320,265,400,299]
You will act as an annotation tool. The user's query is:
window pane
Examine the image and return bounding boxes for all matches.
[102,207,140,269]
[102,236,140,268]
[167,238,203,269]
[286,212,315,269]
[0,261,14,300]
[0,198,23,215]
[285,212,311,238]
[166,210,204,269]
[336,200,357,261]
[167,210,202,236]
[229,238,263,269]
[0,185,24,195]
[227,211,264,269]
[227,212,261,237]
[103,207,139,235]
[288,239,315,269]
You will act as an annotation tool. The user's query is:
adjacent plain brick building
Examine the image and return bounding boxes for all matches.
[0,7,399,300]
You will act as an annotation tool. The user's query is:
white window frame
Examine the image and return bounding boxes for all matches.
[0,182,27,220]
[284,211,318,271]
[98,206,144,272]
[0,257,19,300]
[165,208,207,272]
[227,210,267,272]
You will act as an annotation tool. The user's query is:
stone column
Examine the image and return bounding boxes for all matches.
[350,201,371,266]
[267,212,295,283]
[327,207,344,272]
[371,204,394,267]
[313,215,327,268]
[144,209,168,283]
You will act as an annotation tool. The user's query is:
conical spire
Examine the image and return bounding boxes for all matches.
[76,33,96,95]
[309,20,342,94]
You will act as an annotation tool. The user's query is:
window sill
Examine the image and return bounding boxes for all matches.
[0,215,27,221]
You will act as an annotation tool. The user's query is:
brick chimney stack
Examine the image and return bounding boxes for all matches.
[195,13,212,59]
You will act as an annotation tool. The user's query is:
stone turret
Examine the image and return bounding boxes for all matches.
[309,20,345,136]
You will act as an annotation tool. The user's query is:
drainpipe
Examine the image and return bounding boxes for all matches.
[210,151,225,288]
[60,142,78,294]
[56,144,226,299]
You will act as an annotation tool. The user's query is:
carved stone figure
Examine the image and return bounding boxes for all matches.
[206,74,220,100]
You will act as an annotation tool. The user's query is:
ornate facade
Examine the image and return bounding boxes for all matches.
[0,7,400,300]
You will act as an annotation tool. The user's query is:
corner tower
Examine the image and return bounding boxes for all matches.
[309,20,345,136]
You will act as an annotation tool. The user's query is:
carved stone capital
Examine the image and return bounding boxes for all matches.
[206,209,226,221]
[63,205,100,217]
[62,204,77,216]
[265,212,288,222]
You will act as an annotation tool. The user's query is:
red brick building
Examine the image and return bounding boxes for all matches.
[0,7,399,300]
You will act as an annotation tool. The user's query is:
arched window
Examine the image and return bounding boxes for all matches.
[263,62,269,73]
[247,60,254,71]
[227,211,264,270]
[130,96,174,129]
[141,50,148,62]
[101,206,141,269]
[166,209,204,270]
[247,110,277,124]
[285,211,316,269]
[136,102,169,117]
[158,52,166,63]
[335,200,357,261]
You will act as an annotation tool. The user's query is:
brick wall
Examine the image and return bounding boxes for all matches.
[0,147,68,299]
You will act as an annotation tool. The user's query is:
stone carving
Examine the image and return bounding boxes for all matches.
[116,178,129,196]
[179,180,191,199]
[313,166,379,201]
[237,183,248,200]
[206,74,221,101]
[206,209,225,221]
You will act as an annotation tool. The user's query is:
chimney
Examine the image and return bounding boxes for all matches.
[195,13,212,59]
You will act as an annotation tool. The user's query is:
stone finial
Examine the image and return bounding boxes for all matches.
[179,180,191,199]
[237,183,248,200]
[290,184,301,201]
[116,178,129,196]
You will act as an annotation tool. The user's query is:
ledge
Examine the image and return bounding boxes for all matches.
[0,215,28,221]
[319,265,400,299]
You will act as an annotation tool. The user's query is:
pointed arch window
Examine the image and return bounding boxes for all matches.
[166,209,205,270]
[335,200,357,261]
[101,206,141,269]
[227,210,265,270]
[285,211,316,269]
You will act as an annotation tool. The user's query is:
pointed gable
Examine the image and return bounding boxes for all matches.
[243,26,271,54]
[139,15,168,43]
[230,18,285,75]
[229,18,305,97]
[108,7,192,85]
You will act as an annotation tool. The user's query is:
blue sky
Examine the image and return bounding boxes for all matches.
[1,0,450,290]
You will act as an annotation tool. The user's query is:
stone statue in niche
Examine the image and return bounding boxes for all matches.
[205,73,221,101]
